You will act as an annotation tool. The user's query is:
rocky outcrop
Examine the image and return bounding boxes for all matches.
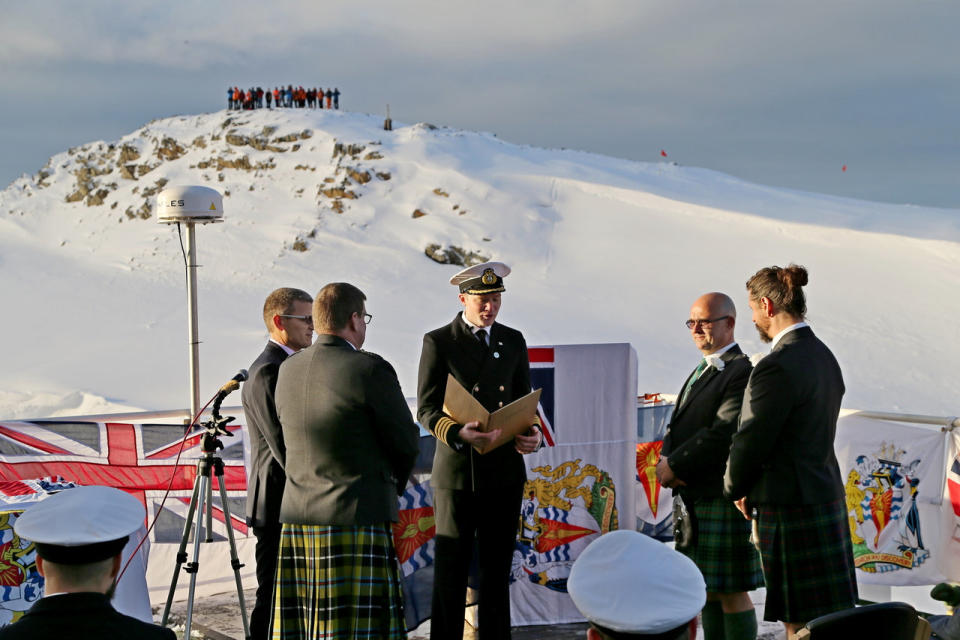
[156,137,186,161]
[424,244,489,266]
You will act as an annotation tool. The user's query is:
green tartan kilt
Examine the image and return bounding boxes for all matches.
[677,496,764,593]
[272,523,406,640]
[756,498,858,624]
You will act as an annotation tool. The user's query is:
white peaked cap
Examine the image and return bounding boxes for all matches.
[568,530,706,634]
[448,261,511,286]
[14,485,144,548]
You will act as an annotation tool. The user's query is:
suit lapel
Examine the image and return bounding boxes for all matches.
[452,314,490,366]
[672,345,744,418]
[680,366,719,409]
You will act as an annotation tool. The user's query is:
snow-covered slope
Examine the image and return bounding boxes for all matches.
[1,109,957,418]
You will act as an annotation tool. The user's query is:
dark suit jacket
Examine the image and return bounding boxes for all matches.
[661,344,751,500]
[0,592,175,640]
[275,334,419,525]
[241,341,289,528]
[417,314,537,490]
[724,326,846,505]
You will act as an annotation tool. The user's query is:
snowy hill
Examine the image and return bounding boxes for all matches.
[1,108,957,419]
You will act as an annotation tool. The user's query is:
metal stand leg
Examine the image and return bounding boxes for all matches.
[161,458,204,627]
[212,456,251,640]
[160,443,250,640]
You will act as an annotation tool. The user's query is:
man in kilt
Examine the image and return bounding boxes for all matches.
[657,292,762,640]
[724,265,858,639]
[273,282,420,639]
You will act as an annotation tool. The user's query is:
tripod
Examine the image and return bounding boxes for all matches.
[160,406,251,640]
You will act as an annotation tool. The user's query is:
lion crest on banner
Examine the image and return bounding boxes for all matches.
[512,458,618,593]
[844,441,930,573]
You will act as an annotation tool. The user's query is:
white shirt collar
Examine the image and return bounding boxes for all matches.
[702,342,736,371]
[269,338,297,356]
[460,312,489,334]
[770,322,808,349]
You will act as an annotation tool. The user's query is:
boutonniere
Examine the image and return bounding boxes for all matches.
[704,354,725,371]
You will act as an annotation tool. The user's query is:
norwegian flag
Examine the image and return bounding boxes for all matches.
[0,421,248,542]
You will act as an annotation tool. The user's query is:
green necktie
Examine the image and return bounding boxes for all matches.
[680,359,708,406]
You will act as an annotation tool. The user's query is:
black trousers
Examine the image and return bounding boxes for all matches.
[250,522,282,640]
[430,484,524,640]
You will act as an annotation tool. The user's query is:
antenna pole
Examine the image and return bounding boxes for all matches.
[185,221,201,418]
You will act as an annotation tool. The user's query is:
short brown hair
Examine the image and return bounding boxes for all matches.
[313,283,366,332]
[746,264,809,319]
[262,288,313,331]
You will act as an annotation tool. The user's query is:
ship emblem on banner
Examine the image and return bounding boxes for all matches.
[636,440,666,519]
[844,442,929,573]
[512,458,618,592]
[392,481,436,573]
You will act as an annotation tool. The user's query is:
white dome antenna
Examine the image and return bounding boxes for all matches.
[156,185,224,224]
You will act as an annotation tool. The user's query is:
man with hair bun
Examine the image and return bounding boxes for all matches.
[724,264,857,639]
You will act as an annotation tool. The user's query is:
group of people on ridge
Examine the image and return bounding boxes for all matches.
[228,85,341,111]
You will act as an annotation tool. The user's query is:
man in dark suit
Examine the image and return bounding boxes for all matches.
[0,485,175,640]
[724,265,857,639]
[273,282,419,639]
[657,292,762,640]
[240,287,313,640]
[417,261,542,640]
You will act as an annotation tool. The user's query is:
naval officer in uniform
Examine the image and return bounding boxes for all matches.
[417,261,542,639]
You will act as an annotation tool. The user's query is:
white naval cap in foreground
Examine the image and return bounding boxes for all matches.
[568,529,706,635]
[14,485,145,564]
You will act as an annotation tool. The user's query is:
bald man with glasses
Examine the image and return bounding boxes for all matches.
[241,287,314,640]
[657,292,762,640]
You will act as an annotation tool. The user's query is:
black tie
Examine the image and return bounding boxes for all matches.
[476,329,489,351]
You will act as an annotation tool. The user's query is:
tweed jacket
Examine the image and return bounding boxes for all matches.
[275,334,419,525]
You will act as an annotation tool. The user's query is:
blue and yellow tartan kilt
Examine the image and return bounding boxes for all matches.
[756,498,858,624]
[272,523,406,640]
[677,496,764,593]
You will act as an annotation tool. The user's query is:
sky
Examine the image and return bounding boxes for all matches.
[1,1,958,209]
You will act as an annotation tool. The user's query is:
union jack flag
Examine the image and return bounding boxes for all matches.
[0,421,249,542]
[529,347,556,446]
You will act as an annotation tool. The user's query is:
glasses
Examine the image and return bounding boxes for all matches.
[362,312,373,325]
[685,315,730,330]
[279,314,313,325]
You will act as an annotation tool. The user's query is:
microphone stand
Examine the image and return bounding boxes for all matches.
[160,387,251,640]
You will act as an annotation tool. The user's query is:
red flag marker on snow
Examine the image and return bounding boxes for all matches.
[660,149,668,158]
[842,165,847,172]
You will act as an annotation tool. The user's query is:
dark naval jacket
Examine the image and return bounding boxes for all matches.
[417,314,538,490]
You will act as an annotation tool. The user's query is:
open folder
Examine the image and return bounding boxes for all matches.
[441,374,542,455]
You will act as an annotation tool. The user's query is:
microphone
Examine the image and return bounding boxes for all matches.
[218,369,248,395]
